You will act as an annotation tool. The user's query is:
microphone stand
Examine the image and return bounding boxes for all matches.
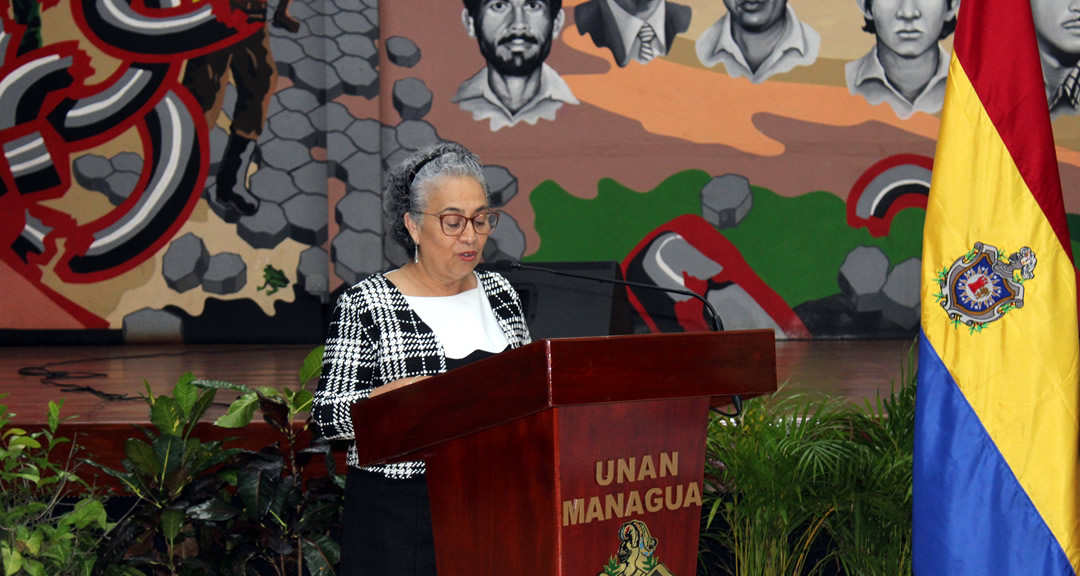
[494,260,743,417]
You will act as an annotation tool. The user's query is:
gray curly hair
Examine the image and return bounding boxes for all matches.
[383,142,488,257]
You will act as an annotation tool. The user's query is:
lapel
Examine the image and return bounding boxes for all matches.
[576,0,629,66]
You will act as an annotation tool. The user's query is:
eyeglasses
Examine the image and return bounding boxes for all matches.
[417,211,500,236]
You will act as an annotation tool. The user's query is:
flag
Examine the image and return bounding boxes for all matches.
[914,0,1080,573]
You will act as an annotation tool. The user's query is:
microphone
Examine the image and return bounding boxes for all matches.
[492,260,742,417]
[493,260,724,331]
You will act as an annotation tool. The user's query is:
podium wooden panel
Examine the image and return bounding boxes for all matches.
[351,330,776,575]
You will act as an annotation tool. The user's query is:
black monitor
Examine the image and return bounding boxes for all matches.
[477,261,633,340]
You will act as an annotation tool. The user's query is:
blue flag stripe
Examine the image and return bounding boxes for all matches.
[913,333,1073,575]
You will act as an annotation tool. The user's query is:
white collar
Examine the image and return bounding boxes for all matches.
[604,0,668,57]
[850,44,949,105]
[710,5,810,70]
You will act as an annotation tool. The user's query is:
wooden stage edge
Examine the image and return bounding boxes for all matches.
[0,338,916,471]
[1,338,917,424]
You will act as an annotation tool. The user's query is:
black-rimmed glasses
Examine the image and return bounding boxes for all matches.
[417,211,500,236]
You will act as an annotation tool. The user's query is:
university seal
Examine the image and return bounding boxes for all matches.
[598,520,676,576]
[934,242,1036,331]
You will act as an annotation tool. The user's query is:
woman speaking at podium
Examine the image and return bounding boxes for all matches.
[312,142,532,575]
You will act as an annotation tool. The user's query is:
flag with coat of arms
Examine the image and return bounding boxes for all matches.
[914,0,1080,573]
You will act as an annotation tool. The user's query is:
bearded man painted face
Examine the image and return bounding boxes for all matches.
[453,0,580,130]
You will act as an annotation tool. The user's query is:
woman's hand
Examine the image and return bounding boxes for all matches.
[369,374,432,397]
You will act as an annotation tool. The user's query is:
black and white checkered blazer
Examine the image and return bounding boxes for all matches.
[312,270,531,478]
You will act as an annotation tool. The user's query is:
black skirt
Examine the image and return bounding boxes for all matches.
[339,348,504,574]
[338,468,437,576]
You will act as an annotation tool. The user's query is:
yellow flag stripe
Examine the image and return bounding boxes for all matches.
[921,53,1080,567]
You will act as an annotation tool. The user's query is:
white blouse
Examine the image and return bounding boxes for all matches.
[403,276,510,359]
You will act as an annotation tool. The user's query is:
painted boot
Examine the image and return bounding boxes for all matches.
[214,132,261,221]
[273,0,300,33]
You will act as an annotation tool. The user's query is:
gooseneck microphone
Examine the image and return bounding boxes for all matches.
[492,259,742,416]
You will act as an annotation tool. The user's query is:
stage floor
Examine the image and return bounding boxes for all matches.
[0,338,917,427]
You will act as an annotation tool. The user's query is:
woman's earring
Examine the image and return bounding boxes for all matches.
[414,245,419,264]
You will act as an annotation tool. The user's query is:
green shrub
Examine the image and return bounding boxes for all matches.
[195,345,341,575]
[89,346,340,576]
[0,397,119,576]
[89,373,246,575]
[702,390,853,576]
[821,345,916,576]
[701,342,916,576]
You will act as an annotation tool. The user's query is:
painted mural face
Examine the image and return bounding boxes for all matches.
[870,0,952,58]
[476,0,557,76]
[1032,0,1080,60]
[722,0,788,32]
[406,177,492,285]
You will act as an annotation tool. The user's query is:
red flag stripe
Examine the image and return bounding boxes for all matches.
[951,0,1073,260]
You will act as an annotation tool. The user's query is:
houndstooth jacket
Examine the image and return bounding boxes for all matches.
[312,270,531,478]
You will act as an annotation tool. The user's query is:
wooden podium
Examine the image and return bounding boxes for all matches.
[351,330,777,575]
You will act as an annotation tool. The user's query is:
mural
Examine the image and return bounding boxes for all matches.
[696,0,819,83]
[2,0,1080,343]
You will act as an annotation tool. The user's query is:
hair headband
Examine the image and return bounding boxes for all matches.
[407,152,444,190]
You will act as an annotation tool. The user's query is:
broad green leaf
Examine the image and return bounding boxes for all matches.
[291,390,314,413]
[150,396,183,436]
[4,471,40,483]
[161,508,184,544]
[192,379,248,393]
[266,475,295,524]
[185,389,217,439]
[124,438,160,478]
[2,427,26,438]
[23,529,42,556]
[219,468,238,486]
[66,498,108,531]
[47,431,70,451]
[256,386,282,398]
[301,534,340,574]
[173,372,198,421]
[47,400,61,433]
[213,391,259,429]
[22,558,44,576]
[1,502,34,522]
[298,346,324,388]
[186,498,240,522]
[3,545,22,576]
[9,436,41,449]
[237,457,282,522]
[9,463,40,484]
[153,434,185,476]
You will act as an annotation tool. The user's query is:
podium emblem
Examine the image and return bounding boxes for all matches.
[934,242,1036,332]
[598,520,675,576]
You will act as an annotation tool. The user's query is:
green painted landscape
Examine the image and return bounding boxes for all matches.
[527,170,925,309]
